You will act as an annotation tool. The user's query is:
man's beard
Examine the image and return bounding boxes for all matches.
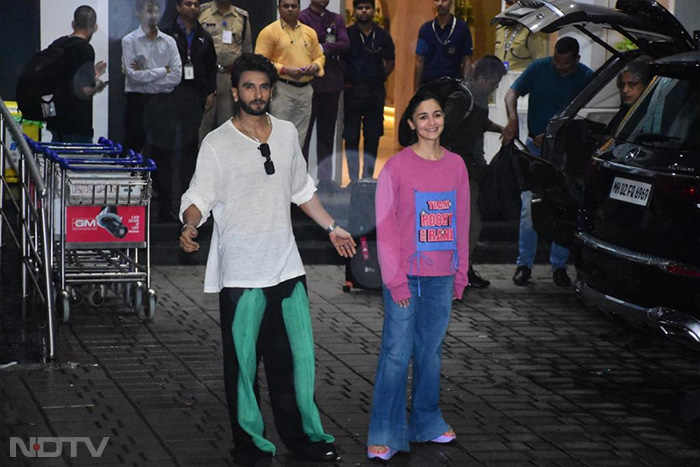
[239,99,270,116]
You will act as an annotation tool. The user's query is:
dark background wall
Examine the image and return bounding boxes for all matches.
[0,0,41,101]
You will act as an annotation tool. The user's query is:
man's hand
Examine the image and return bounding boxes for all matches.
[179,224,200,253]
[94,79,108,94]
[329,227,356,258]
[130,60,142,71]
[95,60,107,78]
[300,63,319,77]
[283,66,304,80]
[502,120,519,145]
[532,133,544,148]
[204,92,215,112]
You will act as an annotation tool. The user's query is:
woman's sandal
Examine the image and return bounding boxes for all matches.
[367,445,398,462]
[431,429,457,444]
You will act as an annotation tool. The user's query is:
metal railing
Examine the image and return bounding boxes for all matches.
[0,97,56,359]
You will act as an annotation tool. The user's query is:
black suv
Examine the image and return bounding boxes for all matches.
[494,1,700,347]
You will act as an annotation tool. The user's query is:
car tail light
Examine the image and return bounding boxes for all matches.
[665,264,700,278]
[653,178,700,205]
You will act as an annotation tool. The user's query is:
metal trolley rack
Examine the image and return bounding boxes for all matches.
[28,138,157,323]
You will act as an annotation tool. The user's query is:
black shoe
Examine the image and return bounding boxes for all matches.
[512,265,531,286]
[467,266,490,289]
[290,443,340,462]
[553,268,571,287]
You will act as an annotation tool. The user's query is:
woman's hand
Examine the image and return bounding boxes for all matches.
[396,299,410,308]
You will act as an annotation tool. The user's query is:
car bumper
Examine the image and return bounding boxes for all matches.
[577,281,700,348]
[574,232,700,348]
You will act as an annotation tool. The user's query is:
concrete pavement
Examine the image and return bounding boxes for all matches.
[2,264,700,466]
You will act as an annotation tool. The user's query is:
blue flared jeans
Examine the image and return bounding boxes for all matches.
[367,275,454,452]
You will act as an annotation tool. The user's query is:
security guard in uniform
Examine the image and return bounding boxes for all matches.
[198,0,252,139]
[494,0,547,72]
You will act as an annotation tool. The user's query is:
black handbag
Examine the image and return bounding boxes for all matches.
[478,143,523,222]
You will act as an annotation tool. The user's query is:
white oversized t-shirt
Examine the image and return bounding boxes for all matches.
[180,115,316,292]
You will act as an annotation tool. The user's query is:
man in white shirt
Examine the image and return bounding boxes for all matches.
[122,0,181,220]
[179,53,356,467]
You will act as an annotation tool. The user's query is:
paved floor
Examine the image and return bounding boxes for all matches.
[2,265,700,466]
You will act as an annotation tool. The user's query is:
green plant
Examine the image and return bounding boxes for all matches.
[454,0,475,26]
[614,38,638,51]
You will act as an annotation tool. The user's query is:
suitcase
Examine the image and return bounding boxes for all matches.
[344,179,382,291]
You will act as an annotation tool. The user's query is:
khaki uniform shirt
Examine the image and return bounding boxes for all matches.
[198,3,252,68]
[494,24,547,72]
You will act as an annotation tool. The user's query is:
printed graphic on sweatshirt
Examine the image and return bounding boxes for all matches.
[414,189,457,252]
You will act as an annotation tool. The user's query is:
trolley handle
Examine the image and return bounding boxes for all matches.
[97,137,124,152]
[42,147,144,165]
[58,158,157,172]
[26,136,124,156]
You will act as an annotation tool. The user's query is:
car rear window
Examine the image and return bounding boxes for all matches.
[616,77,700,155]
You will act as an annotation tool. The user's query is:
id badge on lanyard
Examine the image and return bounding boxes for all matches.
[184,58,195,80]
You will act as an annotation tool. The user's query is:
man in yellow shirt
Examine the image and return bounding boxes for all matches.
[255,0,325,147]
[198,0,252,139]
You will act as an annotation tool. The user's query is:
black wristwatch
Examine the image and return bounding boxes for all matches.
[326,222,338,234]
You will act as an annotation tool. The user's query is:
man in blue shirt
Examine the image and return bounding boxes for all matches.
[502,37,593,287]
[414,0,472,90]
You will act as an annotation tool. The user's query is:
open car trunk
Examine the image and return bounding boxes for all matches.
[493,0,696,247]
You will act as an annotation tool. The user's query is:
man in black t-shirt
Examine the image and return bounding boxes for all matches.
[436,56,507,288]
[47,5,107,143]
[343,0,395,181]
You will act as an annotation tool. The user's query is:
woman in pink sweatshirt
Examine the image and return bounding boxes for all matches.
[367,89,470,462]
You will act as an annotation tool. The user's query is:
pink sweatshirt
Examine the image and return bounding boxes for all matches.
[376,147,470,302]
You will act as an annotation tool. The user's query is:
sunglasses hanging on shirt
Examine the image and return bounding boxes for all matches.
[258,143,275,175]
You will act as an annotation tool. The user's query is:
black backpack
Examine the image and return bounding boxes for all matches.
[16,37,70,121]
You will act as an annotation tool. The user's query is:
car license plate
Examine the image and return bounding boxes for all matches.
[609,177,652,206]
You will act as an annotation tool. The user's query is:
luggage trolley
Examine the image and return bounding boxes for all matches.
[36,141,157,323]
[27,138,136,245]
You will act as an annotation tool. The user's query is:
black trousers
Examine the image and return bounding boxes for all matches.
[124,90,203,220]
[123,92,154,154]
[343,84,385,181]
[302,91,340,182]
[219,276,334,464]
